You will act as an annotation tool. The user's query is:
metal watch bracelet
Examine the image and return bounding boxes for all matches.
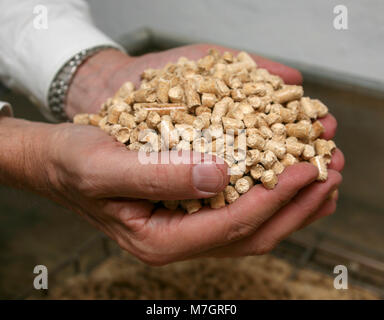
[47,45,119,122]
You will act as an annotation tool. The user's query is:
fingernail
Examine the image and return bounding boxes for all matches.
[328,189,339,200]
[192,163,224,193]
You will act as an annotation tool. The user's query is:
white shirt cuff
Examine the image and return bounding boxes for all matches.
[0,101,13,117]
[0,0,125,122]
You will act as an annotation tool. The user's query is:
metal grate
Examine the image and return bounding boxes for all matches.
[274,229,384,297]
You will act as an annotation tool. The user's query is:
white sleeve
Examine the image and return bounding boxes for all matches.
[0,101,13,117]
[0,0,124,120]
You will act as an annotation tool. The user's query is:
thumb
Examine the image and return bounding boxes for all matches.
[96,150,229,200]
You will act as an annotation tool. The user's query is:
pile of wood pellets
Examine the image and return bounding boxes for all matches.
[74,49,336,214]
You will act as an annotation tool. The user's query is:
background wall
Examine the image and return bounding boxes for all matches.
[87,0,383,84]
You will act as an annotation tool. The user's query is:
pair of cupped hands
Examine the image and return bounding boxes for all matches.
[40,44,345,265]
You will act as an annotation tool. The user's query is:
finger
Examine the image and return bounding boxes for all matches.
[87,198,157,257]
[145,163,318,260]
[299,191,338,230]
[71,198,151,244]
[319,114,337,140]
[328,149,345,172]
[90,148,229,200]
[102,198,155,233]
[196,169,342,258]
[250,54,303,85]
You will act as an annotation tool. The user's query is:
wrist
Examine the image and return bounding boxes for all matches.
[0,117,57,196]
[66,49,134,119]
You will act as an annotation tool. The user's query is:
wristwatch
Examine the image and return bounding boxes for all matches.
[47,45,120,122]
[0,101,13,117]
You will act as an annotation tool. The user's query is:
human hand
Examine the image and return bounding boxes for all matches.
[65,44,302,118]
[54,44,344,264]
[0,114,343,266]
[41,119,343,265]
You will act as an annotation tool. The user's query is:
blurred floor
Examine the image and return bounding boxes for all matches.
[41,253,378,300]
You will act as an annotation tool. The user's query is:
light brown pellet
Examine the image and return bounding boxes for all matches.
[310,156,328,181]
[209,192,226,209]
[235,176,254,194]
[261,170,278,189]
[181,199,202,214]
[224,186,240,204]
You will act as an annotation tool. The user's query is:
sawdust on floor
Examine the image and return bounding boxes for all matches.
[45,253,378,300]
